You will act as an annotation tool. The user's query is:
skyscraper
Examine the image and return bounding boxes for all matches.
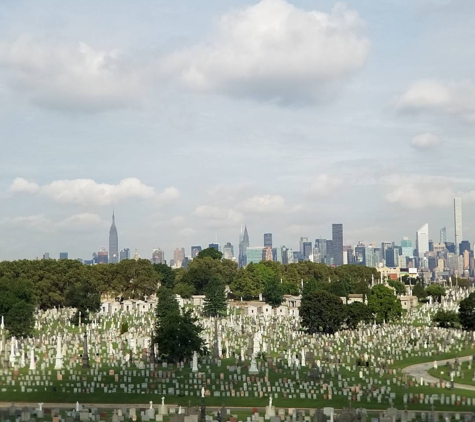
[120,248,130,261]
[440,227,447,244]
[314,239,327,264]
[416,223,429,258]
[152,248,165,264]
[109,211,119,264]
[238,224,249,268]
[191,246,202,258]
[454,197,463,255]
[401,237,412,257]
[97,248,109,264]
[299,237,308,259]
[223,242,234,260]
[302,241,312,260]
[59,252,68,260]
[173,247,185,268]
[332,224,344,266]
[264,233,273,249]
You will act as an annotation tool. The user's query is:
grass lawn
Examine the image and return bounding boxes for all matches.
[428,360,475,387]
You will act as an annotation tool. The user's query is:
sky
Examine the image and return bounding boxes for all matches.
[1,0,475,261]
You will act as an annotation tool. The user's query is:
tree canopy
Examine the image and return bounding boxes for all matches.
[0,276,35,337]
[459,292,475,331]
[368,284,402,324]
[262,275,285,308]
[154,286,204,362]
[203,277,227,318]
[300,290,346,334]
[432,309,459,329]
[196,248,223,260]
[425,284,446,303]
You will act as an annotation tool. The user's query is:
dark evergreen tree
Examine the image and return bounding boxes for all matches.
[203,277,227,317]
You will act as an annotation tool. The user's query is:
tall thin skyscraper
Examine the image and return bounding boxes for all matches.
[109,211,119,264]
[332,224,344,266]
[416,223,429,257]
[454,197,463,255]
[238,224,249,268]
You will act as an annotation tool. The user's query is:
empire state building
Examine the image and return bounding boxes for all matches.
[109,211,119,263]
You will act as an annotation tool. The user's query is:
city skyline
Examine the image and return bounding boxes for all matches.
[34,202,471,270]
[1,1,475,260]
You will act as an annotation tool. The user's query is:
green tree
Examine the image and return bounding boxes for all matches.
[181,257,226,294]
[387,279,406,295]
[230,269,260,300]
[300,290,346,334]
[302,278,325,297]
[412,283,427,300]
[425,284,446,303]
[0,276,35,337]
[459,292,475,331]
[346,301,373,329]
[368,284,402,323]
[196,247,223,260]
[154,309,204,362]
[327,279,350,298]
[155,287,180,324]
[65,276,101,325]
[173,282,195,298]
[203,277,227,317]
[263,275,284,308]
[454,278,470,289]
[432,309,460,328]
[153,264,175,289]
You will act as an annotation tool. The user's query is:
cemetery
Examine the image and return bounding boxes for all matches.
[2,285,475,422]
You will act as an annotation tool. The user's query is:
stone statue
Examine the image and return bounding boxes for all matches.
[269,397,273,408]
[161,397,165,406]
[201,386,205,398]
[38,403,44,411]
[149,401,153,410]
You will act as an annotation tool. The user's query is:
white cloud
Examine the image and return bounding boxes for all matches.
[57,213,102,228]
[397,79,475,122]
[237,194,285,213]
[0,36,142,113]
[1,215,54,232]
[170,216,185,227]
[156,187,181,206]
[167,0,369,103]
[10,177,40,193]
[194,205,242,228]
[9,177,178,207]
[285,224,315,235]
[411,133,442,149]
[1,212,102,232]
[178,227,198,237]
[305,174,342,197]
[383,175,454,209]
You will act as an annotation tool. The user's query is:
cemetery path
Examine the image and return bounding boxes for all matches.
[403,355,475,391]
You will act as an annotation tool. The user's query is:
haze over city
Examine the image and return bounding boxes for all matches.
[1,0,475,260]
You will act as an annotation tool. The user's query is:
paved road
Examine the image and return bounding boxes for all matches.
[403,355,475,391]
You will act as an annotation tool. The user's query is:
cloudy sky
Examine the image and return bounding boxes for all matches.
[1,0,474,261]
